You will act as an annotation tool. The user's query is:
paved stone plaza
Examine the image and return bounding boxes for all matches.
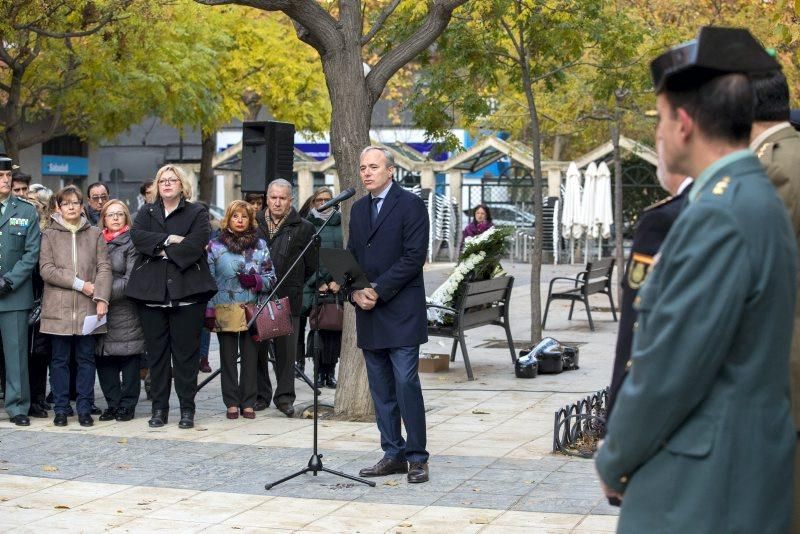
[0,262,620,533]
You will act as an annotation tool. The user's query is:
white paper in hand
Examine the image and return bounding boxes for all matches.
[82,314,107,335]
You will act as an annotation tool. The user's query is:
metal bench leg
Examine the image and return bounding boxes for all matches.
[450,337,459,362]
[607,290,618,322]
[458,334,474,381]
[504,323,516,363]
[584,296,595,331]
[542,298,552,329]
[568,300,576,320]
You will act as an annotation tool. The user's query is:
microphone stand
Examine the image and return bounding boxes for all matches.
[262,203,375,490]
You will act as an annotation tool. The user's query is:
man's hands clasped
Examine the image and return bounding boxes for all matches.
[352,288,378,310]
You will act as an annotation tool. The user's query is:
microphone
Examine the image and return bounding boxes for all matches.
[318,187,356,211]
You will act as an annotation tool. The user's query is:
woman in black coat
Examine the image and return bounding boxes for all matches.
[96,200,145,422]
[126,165,217,429]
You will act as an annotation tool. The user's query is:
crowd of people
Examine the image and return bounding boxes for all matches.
[0,164,346,429]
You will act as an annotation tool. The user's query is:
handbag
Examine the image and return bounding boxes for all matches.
[309,293,343,331]
[28,298,42,327]
[244,296,294,341]
[214,303,248,332]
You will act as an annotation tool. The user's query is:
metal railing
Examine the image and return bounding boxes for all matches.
[552,387,608,458]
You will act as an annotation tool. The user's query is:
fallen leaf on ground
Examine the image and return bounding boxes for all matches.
[382,479,399,487]
[398,523,413,528]
[54,505,70,510]
[471,409,490,415]
[116,464,131,470]
[469,517,489,525]
[42,465,58,472]
[117,438,128,444]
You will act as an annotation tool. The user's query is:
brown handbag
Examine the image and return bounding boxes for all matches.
[309,293,344,331]
[244,297,294,341]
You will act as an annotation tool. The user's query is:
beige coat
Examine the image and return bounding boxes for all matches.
[39,214,112,336]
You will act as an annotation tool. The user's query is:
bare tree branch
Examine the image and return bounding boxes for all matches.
[13,13,117,39]
[361,0,401,46]
[366,0,467,104]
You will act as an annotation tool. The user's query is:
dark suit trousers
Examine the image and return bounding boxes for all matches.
[96,355,141,410]
[139,303,205,412]
[363,345,429,464]
[256,316,299,407]
[1,310,30,417]
[217,331,258,410]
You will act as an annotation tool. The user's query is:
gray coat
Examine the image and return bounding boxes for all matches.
[96,231,145,356]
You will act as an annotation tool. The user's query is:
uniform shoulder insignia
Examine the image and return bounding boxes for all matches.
[642,195,675,212]
[712,176,731,196]
[756,142,773,160]
[627,252,656,289]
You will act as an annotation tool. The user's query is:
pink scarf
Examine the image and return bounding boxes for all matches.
[102,225,129,243]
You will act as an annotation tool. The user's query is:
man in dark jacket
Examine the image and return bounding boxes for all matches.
[254,178,315,416]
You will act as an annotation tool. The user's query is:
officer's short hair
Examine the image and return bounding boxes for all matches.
[11,170,31,185]
[752,71,790,122]
[86,181,109,196]
[662,73,753,145]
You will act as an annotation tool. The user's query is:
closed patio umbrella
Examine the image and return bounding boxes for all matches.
[593,162,614,258]
[561,162,583,263]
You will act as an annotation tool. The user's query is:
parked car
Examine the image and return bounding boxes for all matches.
[463,203,535,229]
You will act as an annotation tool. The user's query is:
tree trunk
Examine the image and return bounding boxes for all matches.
[612,91,626,303]
[324,44,376,421]
[1,130,21,163]
[198,129,216,203]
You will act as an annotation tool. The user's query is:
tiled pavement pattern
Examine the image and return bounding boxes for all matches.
[0,262,620,532]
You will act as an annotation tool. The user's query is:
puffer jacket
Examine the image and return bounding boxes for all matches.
[207,232,277,332]
[97,231,145,356]
[39,214,112,336]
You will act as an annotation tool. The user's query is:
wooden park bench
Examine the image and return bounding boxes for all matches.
[426,276,516,381]
[542,258,617,332]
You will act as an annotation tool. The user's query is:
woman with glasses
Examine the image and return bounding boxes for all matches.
[126,165,217,429]
[206,200,276,419]
[302,187,343,388]
[94,200,145,422]
[39,185,112,427]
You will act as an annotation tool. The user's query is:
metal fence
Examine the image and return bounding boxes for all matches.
[552,387,609,458]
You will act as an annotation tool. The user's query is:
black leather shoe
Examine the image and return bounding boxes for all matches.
[99,408,117,421]
[115,407,134,422]
[65,405,75,417]
[178,410,195,429]
[28,404,48,418]
[253,398,268,411]
[407,462,429,484]
[78,413,94,427]
[148,410,168,428]
[324,374,337,389]
[53,413,68,427]
[38,399,52,410]
[277,403,295,418]
[359,458,408,477]
[90,404,102,416]
[10,414,30,426]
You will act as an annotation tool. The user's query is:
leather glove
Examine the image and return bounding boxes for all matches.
[204,308,216,331]
[237,272,259,289]
[0,277,12,296]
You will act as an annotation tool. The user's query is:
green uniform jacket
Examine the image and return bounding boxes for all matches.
[595,153,797,533]
[0,197,41,311]
[755,124,800,430]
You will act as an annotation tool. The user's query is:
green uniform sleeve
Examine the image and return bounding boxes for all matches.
[595,203,750,493]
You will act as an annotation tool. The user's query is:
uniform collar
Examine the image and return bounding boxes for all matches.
[689,149,751,203]
[749,122,793,151]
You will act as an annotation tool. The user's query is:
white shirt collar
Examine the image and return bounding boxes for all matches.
[677,177,693,195]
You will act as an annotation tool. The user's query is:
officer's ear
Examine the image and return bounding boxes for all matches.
[675,107,695,143]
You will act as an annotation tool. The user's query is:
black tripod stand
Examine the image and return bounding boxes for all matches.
[263,204,374,490]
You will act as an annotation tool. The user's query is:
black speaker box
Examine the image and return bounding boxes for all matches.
[241,120,295,193]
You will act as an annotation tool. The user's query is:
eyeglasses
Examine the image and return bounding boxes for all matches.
[90,195,108,202]
[59,201,81,208]
[158,178,179,185]
[104,212,126,219]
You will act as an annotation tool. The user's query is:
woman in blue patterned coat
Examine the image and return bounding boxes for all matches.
[206,200,276,419]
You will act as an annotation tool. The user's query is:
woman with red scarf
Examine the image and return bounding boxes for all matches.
[95,200,145,422]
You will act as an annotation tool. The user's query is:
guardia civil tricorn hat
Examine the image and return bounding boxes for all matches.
[651,26,780,93]
[0,156,18,171]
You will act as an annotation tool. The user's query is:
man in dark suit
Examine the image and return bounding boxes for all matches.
[607,151,692,418]
[348,146,430,484]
